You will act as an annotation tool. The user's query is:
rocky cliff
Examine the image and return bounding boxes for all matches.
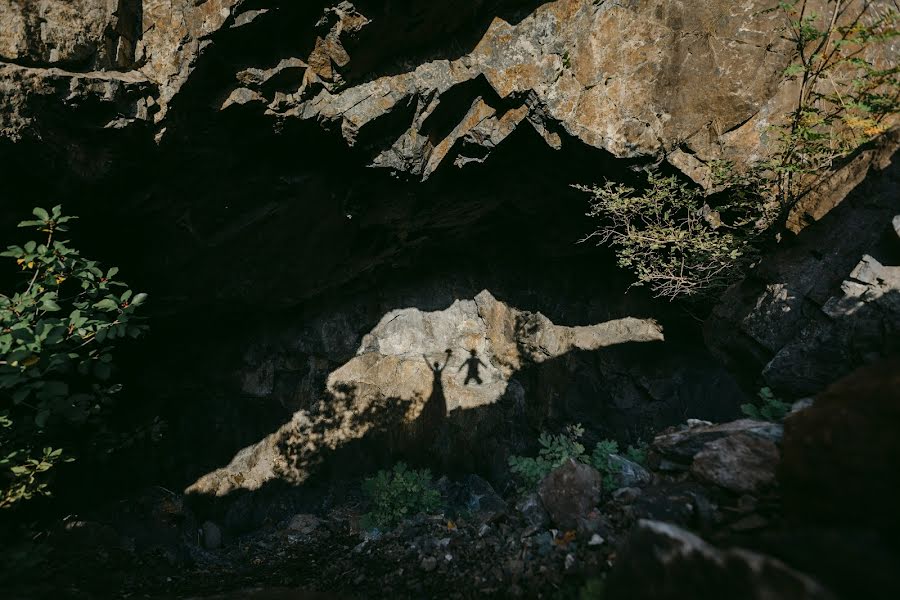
[1,0,898,500]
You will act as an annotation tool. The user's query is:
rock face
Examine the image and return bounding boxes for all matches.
[5,0,886,183]
[187,290,663,496]
[537,459,603,531]
[270,0,795,179]
[780,357,900,534]
[706,134,900,396]
[606,520,836,600]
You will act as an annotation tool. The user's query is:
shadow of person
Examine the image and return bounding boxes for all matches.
[459,349,486,385]
[419,349,452,441]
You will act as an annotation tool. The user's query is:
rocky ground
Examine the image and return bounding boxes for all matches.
[13,400,885,600]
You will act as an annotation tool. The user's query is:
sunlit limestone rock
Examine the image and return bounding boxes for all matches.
[268,0,796,180]
[9,0,892,183]
[187,290,663,497]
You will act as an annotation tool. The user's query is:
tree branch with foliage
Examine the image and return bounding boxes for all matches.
[1,206,147,509]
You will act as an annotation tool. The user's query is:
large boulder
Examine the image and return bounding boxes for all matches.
[706,140,900,396]
[606,520,835,600]
[5,0,891,182]
[537,459,603,531]
[652,419,783,463]
[780,357,900,533]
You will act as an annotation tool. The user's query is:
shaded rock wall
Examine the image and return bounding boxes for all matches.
[706,134,900,396]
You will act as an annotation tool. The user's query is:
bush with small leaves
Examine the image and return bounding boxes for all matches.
[510,425,649,493]
[576,169,775,301]
[590,438,649,491]
[0,206,148,509]
[741,387,790,422]
[508,424,587,489]
[361,462,441,529]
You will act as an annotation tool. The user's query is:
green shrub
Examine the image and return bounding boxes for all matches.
[508,424,587,489]
[624,440,649,467]
[741,387,790,422]
[361,462,441,529]
[765,2,899,206]
[576,169,775,301]
[509,425,648,492]
[590,439,649,490]
[0,206,147,509]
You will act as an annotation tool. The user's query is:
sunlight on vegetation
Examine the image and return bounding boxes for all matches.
[579,0,899,301]
[0,206,147,508]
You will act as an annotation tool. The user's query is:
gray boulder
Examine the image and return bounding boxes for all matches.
[691,433,779,495]
[653,419,783,463]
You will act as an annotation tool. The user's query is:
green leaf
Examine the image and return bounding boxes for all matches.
[93,298,119,311]
[41,299,62,312]
[131,293,148,306]
[32,207,50,221]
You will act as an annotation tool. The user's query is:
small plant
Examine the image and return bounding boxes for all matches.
[508,424,587,489]
[578,577,606,600]
[510,425,649,492]
[1,206,148,508]
[741,387,790,422]
[624,440,649,466]
[590,439,622,490]
[765,1,899,207]
[361,462,441,529]
[590,438,650,491]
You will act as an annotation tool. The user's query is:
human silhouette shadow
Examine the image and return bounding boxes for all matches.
[459,349,486,385]
[419,349,452,443]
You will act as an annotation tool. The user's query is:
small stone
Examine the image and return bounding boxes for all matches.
[654,419,783,461]
[588,534,605,546]
[287,513,320,534]
[201,521,222,550]
[565,553,576,570]
[657,459,690,472]
[736,495,759,514]
[516,492,550,529]
[729,514,769,531]
[478,523,491,538]
[420,556,438,572]
[612,486,642,503]
[608,454,653,488]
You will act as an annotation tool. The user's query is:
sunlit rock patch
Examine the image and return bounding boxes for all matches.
[188,290,663,496]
